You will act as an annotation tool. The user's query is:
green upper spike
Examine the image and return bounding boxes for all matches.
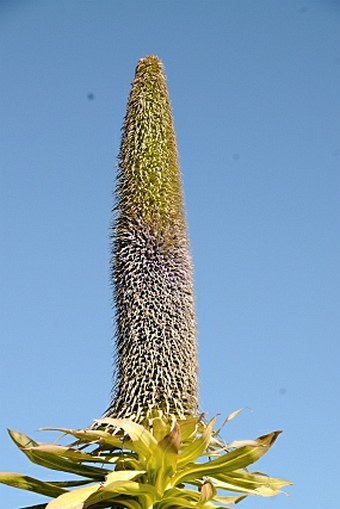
[106,56,199,421]
[117,55,185,233]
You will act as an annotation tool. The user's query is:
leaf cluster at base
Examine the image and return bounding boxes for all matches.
[0,411,291,509]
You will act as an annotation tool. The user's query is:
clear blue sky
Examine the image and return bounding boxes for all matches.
[0,1,339,508]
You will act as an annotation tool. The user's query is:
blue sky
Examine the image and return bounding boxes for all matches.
[0,0,339,507]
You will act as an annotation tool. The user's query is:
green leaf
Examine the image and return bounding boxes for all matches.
[46,478,159,509]
[8,430,110,480]
[213,494,247,505]
[156,496,195,509]
[28,444,112,464]
[105,470,145,483]
[89,480,159,508]
[178,419,214,467]
[106,497,142,509]
[8,429,39,448]
[173,431,281,484]
[41,427,125,450]
[212,469,292,496]
[48,480,93,488]
[148,424,181,491]
[163,486,201,502]
[159,486,234,508]
[31,449,108,479]
[148,413,171,442]
[46,485,100,508]
[0,472,66,498]
[156,493,217,509]
[177,417,200,442]
[96,418,157,459]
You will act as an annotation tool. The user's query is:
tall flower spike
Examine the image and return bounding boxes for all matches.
[105,56,199,421]
[0,57,290,507]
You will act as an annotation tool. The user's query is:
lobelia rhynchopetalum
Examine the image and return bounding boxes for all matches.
[0,56,291,509]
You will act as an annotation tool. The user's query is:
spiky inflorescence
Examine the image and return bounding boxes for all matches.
[105,56,198,422]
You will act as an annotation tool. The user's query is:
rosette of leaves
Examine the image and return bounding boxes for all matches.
[0,411,291,508]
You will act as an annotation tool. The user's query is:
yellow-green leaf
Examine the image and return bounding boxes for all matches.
[8,429,39,448]
[28,444,110,464]
[87,480,159,509]
[48,480,92,488]
[212,469,291,496]
[96,418,157,459]
[177,417,200,442]
[178,419,215,468]
[148,424,180,491]
[214,494,247,505]
[105,470,145,483]
[174,431,281,484]
[0,472,66,498]
[23,449,108,480]
[148,414,171,442]
[156,494,216,509]
[41,427,124,450]
[9,429,110,479]
[46,485,100,508]
[104,497,142,509]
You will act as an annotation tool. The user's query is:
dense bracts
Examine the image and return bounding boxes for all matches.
[106,56,198,421]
